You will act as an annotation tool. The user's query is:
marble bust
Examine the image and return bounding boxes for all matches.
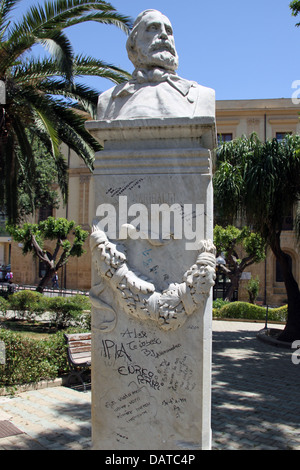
[97,9,215,120]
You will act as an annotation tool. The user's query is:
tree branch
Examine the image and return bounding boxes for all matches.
[30,232,54,268]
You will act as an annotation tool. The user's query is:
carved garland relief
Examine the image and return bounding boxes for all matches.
[90,225,216,332]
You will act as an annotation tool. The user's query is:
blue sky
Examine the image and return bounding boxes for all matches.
[13,0,300,100]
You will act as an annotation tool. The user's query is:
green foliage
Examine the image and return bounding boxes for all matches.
[18,147,61,218]
[0,296,8,315]
[8,290,47,320]
[213,298,230,309]
[214,133,300,237]
[0,329,69,387]
[7,217,89,290]
[7,217,88,257]
[290,1,300,26]
[0,290,91,388]
[213,224,266,301]
[214,134,260,224]
[7,223,43,255]
[0,0,132,222]
[213,301,287,323]
[3,291,91,329]
[246,276,260,304]
[46,294,90,329]
[214,225,266,264]
[214,133,300,339]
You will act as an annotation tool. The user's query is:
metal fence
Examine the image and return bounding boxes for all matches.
[0,283,89,298]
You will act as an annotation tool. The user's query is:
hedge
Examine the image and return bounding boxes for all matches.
[0,327,90,389]
[213,301,287,322]
[0,291,91,390]
[0,290,91,328]
[46,295,91,329]
[0,329,68,388]
[8,290,47,320]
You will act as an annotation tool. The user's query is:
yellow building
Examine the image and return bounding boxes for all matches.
[8,98,300,305]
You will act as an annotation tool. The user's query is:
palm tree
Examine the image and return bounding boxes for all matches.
[0,0,132,222]
[214,133,300,342]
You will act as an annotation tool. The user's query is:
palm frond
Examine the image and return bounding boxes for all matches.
[74,54,131,83]
[3,27,74,80]
[12,56,68,82]
[38,78,99,118]
[34,108,60,159]
[37,29,74,80]
[12,114,36,180]
[3,1,132,80]
[58,120,96,170]
[64,10,132,33]
[0,0,133,221]
[0,0,21,31]
[8,0,132,39]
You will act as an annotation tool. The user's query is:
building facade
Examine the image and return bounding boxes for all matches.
[8,98,300,305]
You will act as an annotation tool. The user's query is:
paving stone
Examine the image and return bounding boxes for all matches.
[0,321,299,450]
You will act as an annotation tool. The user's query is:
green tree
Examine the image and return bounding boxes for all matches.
[290,1,300,24]
[18,137,62,218]
[0,0,132,222]
[214,134,300,342]
[246,276,260,304]
[7,217,89,292]
[214,225,266,301]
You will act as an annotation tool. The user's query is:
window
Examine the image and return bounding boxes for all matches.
[217,133,233,145]
[282,214,293,231]
[276,132,292,142]
[38,206,53,222]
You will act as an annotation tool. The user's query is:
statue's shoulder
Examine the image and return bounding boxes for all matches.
[193,82,215,97]
[191,82,215,118]
[97,85,117,119]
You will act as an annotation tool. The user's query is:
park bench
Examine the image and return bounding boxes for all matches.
[64,333,91,392]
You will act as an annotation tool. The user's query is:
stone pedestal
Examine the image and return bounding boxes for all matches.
[86,117,216,450]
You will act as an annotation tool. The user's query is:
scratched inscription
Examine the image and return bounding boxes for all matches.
[100,326,197,423]
[105,386,154,425]
[106,179,144,197]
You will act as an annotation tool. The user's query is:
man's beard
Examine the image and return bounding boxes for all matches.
[136,41,179,72]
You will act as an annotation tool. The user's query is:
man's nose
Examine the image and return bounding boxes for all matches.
[159,25,168,39]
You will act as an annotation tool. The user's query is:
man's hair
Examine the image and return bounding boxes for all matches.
[126,9,178,69]
[126,10,158,65]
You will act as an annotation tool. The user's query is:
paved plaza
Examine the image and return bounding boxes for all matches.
[0,320,299,450]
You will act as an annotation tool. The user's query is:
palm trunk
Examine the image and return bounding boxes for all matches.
[272,234,300,342]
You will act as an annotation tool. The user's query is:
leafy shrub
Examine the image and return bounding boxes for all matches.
[0,297,8,316]
[8,290,47,321]
[46,295,90,329]
[213,299,230,310]
[213,301,287,322]
[268,305,288,322]
[246,276,260,304]
[70,294,90,310]
[0,329,69,387]
[5,291,90,327]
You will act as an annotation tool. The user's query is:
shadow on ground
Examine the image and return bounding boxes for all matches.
[28,392,92,450]
[211,327,300,449]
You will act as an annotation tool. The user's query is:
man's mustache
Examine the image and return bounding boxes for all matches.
[149,40,176,57]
